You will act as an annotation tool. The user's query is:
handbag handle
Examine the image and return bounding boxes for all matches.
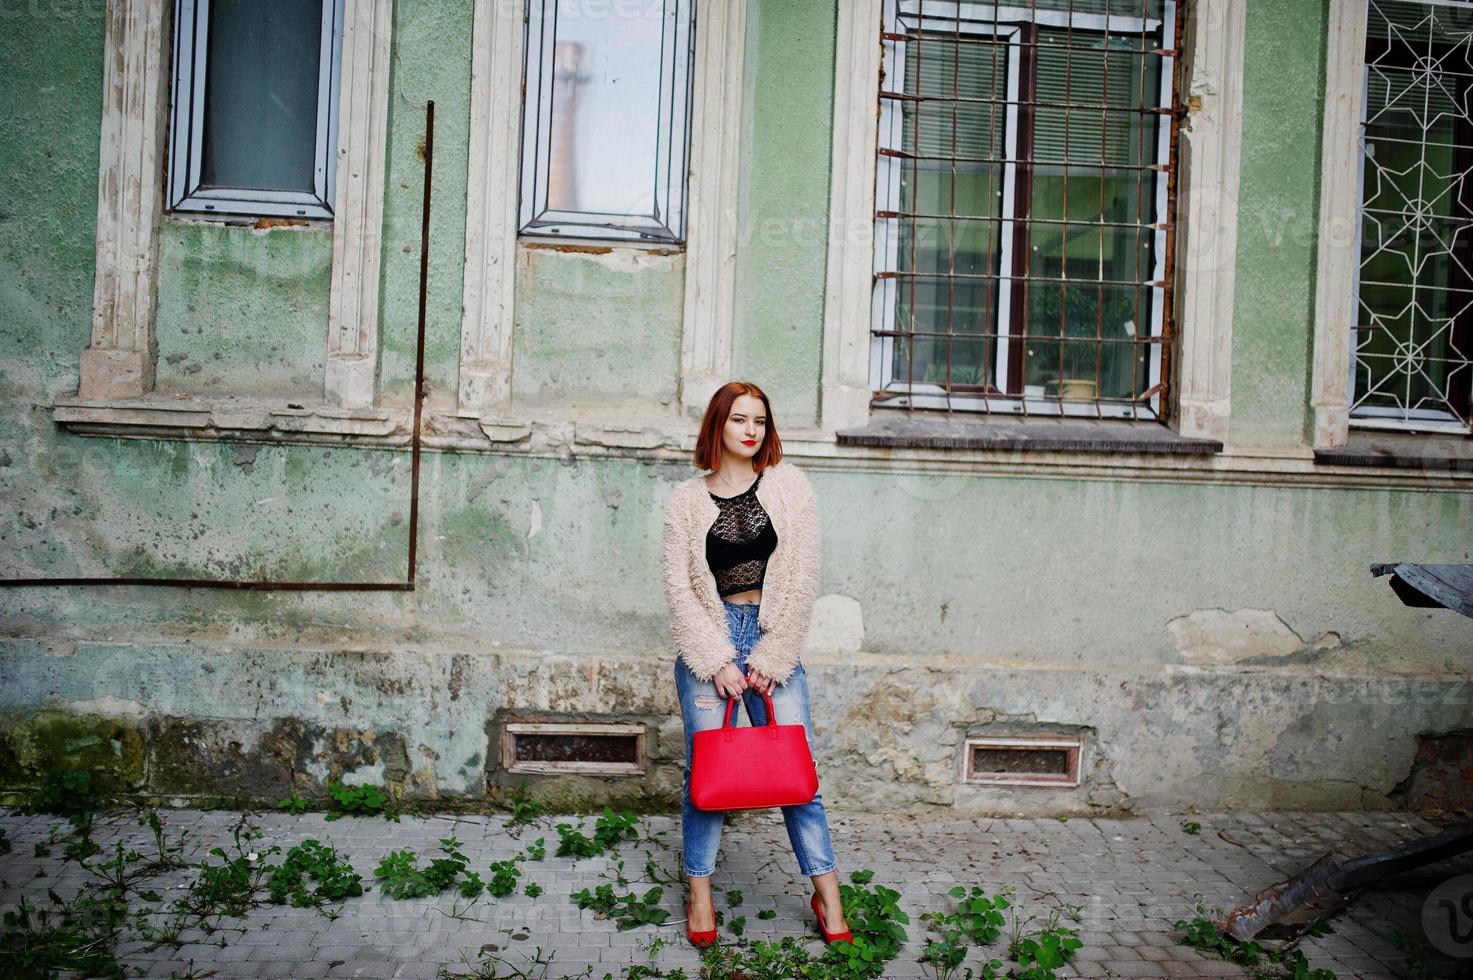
[722,689,778,729]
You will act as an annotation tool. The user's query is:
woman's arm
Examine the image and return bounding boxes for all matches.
[662,491,741,682]
[744,467,819,687]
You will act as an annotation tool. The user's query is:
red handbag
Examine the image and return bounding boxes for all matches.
[689,690,819,811]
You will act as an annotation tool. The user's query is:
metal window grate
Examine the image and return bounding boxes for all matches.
[500,722,646,776]
[962,734,1083,787]
[1352,0,1473,433]
[872,0,1181,419]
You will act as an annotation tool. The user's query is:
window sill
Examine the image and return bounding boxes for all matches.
[835,412,1224,455]
[517,238,684,257]
[1313,430,1473,473]
[48,397,1473,491]
[51,395,399,441]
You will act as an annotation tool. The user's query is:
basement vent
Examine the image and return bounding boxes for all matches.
[963,735,1082,788]
[500,722,645,776]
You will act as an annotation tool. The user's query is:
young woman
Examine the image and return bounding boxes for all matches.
[660,380,852,948]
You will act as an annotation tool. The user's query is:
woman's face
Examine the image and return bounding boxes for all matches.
[720,394,767,463]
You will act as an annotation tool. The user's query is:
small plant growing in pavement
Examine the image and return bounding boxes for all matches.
[1007,918,1081,978]
[438,943,578,979]
[265,839,364,910]
[948,885,1008,946]
[184,818,281,920]
[488,857,522,897]
[645,855,683,887]
[918,909,973,979]
[374,837,474,899]
[276,790,311,815]
[137,808,191,874]
[1181,819,1202,834]
[504,783,549,827]
[601,856,632,887]
[1003,896,1083,979]
[31,768,102,822]
[555,806,641,859]
[323,780,393,821]
[829,868,909,975]
[570,883,671,931]
[703,935,811,978]
[624,935,692,980]
[0,890,128,980]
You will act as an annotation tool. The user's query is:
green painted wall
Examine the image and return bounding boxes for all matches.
[0,5,104,402]
[153,222,332,398]
[1230,0,1328,448]
[511,248,685,415]
[1,0,1471,810]
[376,0,474,411]
[731,0,837,431]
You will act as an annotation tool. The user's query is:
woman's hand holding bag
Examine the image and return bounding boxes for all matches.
[688,690,819,811]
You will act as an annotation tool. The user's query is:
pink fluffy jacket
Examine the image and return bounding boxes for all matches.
[661,459,820,687]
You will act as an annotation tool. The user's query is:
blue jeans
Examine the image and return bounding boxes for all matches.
[674,598,838,879]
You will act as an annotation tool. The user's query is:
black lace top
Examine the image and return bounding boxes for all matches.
[705,472,779,597]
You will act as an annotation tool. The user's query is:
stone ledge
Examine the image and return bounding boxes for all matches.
[51,395,400,439]
[1313,430,1473,473]
[836,412,1224,455]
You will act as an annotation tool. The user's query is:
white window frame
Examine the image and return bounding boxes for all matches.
[73,0,393,411]
[166,0,345,220]
[516,0,696,243]
[871,0,1174,420]
[461,0,746,421]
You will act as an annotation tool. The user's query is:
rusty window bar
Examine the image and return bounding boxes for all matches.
[872,0,1180,420]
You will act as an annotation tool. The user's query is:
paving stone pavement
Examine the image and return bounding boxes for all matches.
[2,806,1470,979]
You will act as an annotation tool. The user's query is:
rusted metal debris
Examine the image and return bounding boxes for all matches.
[1371,563,1473,620]
[1223,820,1473,942]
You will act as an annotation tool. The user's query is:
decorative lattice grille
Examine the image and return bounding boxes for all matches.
[1354,0,1473,431]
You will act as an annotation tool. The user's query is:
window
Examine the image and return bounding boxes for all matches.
[1352,0,1473,433]
[519,0,696,243]
[167,0,344,219]
[872,0,1177,418]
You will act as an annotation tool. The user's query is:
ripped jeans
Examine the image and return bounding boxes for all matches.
[673,598,838,879]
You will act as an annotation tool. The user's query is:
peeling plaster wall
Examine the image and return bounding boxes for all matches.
[153,222,332,399]
[1,0,1471,815]
[510,247,684,417]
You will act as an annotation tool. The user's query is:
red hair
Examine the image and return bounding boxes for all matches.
[694,381,784,473]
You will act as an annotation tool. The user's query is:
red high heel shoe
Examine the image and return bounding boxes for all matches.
[685,901,717,947]
[810,892,853,945]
